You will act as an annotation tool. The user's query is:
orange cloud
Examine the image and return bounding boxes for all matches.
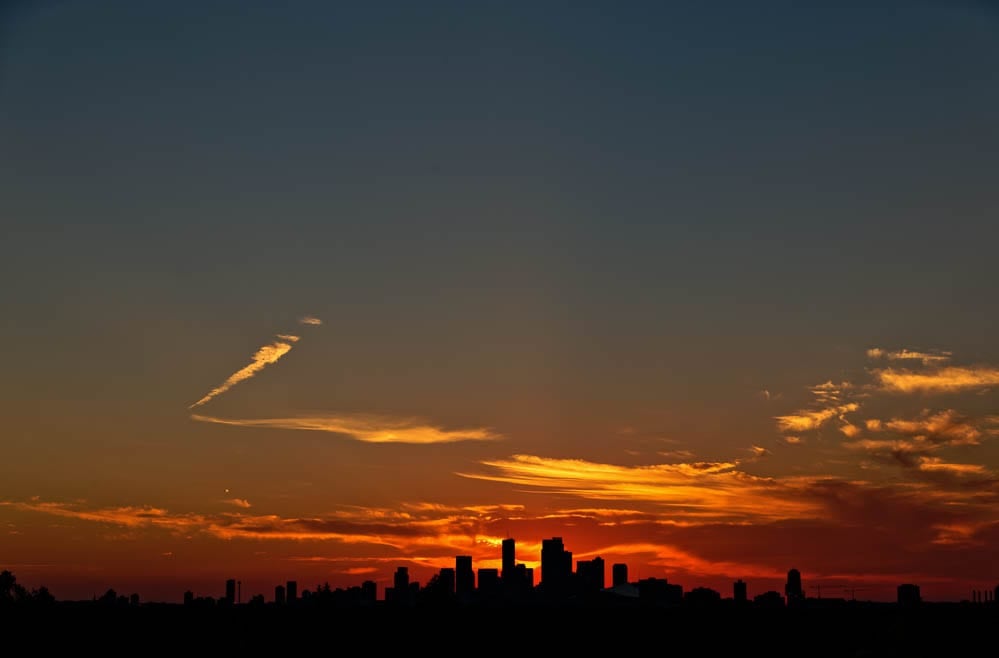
[882,409,983,445]
[873,366,999,394]
[916,457,988,476]
[457,455,825,522]
[299,316,322,326]
[190,413,501,444]
[775,403,859,433]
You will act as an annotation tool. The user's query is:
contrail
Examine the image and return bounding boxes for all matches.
[189,334,307,409]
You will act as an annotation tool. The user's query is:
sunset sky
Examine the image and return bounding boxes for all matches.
[2,0,998,604]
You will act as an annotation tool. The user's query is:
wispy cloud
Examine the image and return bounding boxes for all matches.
[190,413,502,444]
[189,337,298,408]
[916,457,988,477]
[457,454,825,522]
[299,316,323,326]
[873,366,999,394]
[224,498,252,508]
[775,403,859,433]
[867,347,952,365]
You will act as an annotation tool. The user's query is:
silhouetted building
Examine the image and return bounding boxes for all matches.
[456,555,474,599]
[540,537,573,594]
[224,579,236,606]
[612,563,628,587]
[502,538,516,580]
[286,581,297,602]
[386,567,413,605]
[478,568,500,596]
[576,556,606,592]
[637,577,683,605]
[361,580,377,604]
[183,590,194,606]
[438,567,456,595]
[275,585,286,605]
[754,591,785,608]
[785,569,804,607]
[898,583,921,607]
[685,586,722,607]
[734,579,747,604]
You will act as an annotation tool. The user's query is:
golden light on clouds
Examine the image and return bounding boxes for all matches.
[189,338,297,408]
[457,455,824,522]
[774,403,859,433]
[873,366,999,393]
[190,413,501,443]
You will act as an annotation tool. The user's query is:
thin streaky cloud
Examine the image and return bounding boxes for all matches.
[275,334,300,342]
[456,454,825,522]
[299,316,322,325]
[189,338,297,408]
[873,366,999,394]
[190,412,502,444]
[866,347,952,365]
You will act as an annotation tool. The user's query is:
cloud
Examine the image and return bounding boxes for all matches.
[839,422,862,438]
[457,454,826,522]
[881,409,983,446]
[190,413,502,444]
[809,381,853,403]
[867,348,952,365]
[775,403,859,433]
[916,457,988,477]
[224,498,252,508]
[299,316,323,326]
[189,337,298,408]
[873,366,999,394]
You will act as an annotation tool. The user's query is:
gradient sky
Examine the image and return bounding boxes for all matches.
[2,0,998,604]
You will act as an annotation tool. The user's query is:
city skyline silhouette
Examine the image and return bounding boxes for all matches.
[3,0,998,633]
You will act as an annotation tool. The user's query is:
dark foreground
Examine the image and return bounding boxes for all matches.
[2,600,995,656]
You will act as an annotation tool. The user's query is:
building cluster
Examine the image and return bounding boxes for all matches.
[189,536,999,610]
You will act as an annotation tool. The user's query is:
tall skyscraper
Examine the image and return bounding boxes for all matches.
[612,563,628,587]
[734,579,747,603]
[502,538,516,580]
[785,569,803,606]
[286,580,297,602]
[541,537,573,592]
[456,555,474,598]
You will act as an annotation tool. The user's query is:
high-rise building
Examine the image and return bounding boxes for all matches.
[502,538,516,580]
[224,579,236,605]
[478,568,500,596]
[456,555,475,598]
[734,579,747,603]
[275,584,286,605]
[286,580,297,602]
[785,569,804,606]
[576,556,606,592]
[612,563,628,587]
[897,583,921,607]
[541,537,573,592]
[439,567,456,595]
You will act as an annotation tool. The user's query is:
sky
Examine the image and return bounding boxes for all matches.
[2,0,998,604]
